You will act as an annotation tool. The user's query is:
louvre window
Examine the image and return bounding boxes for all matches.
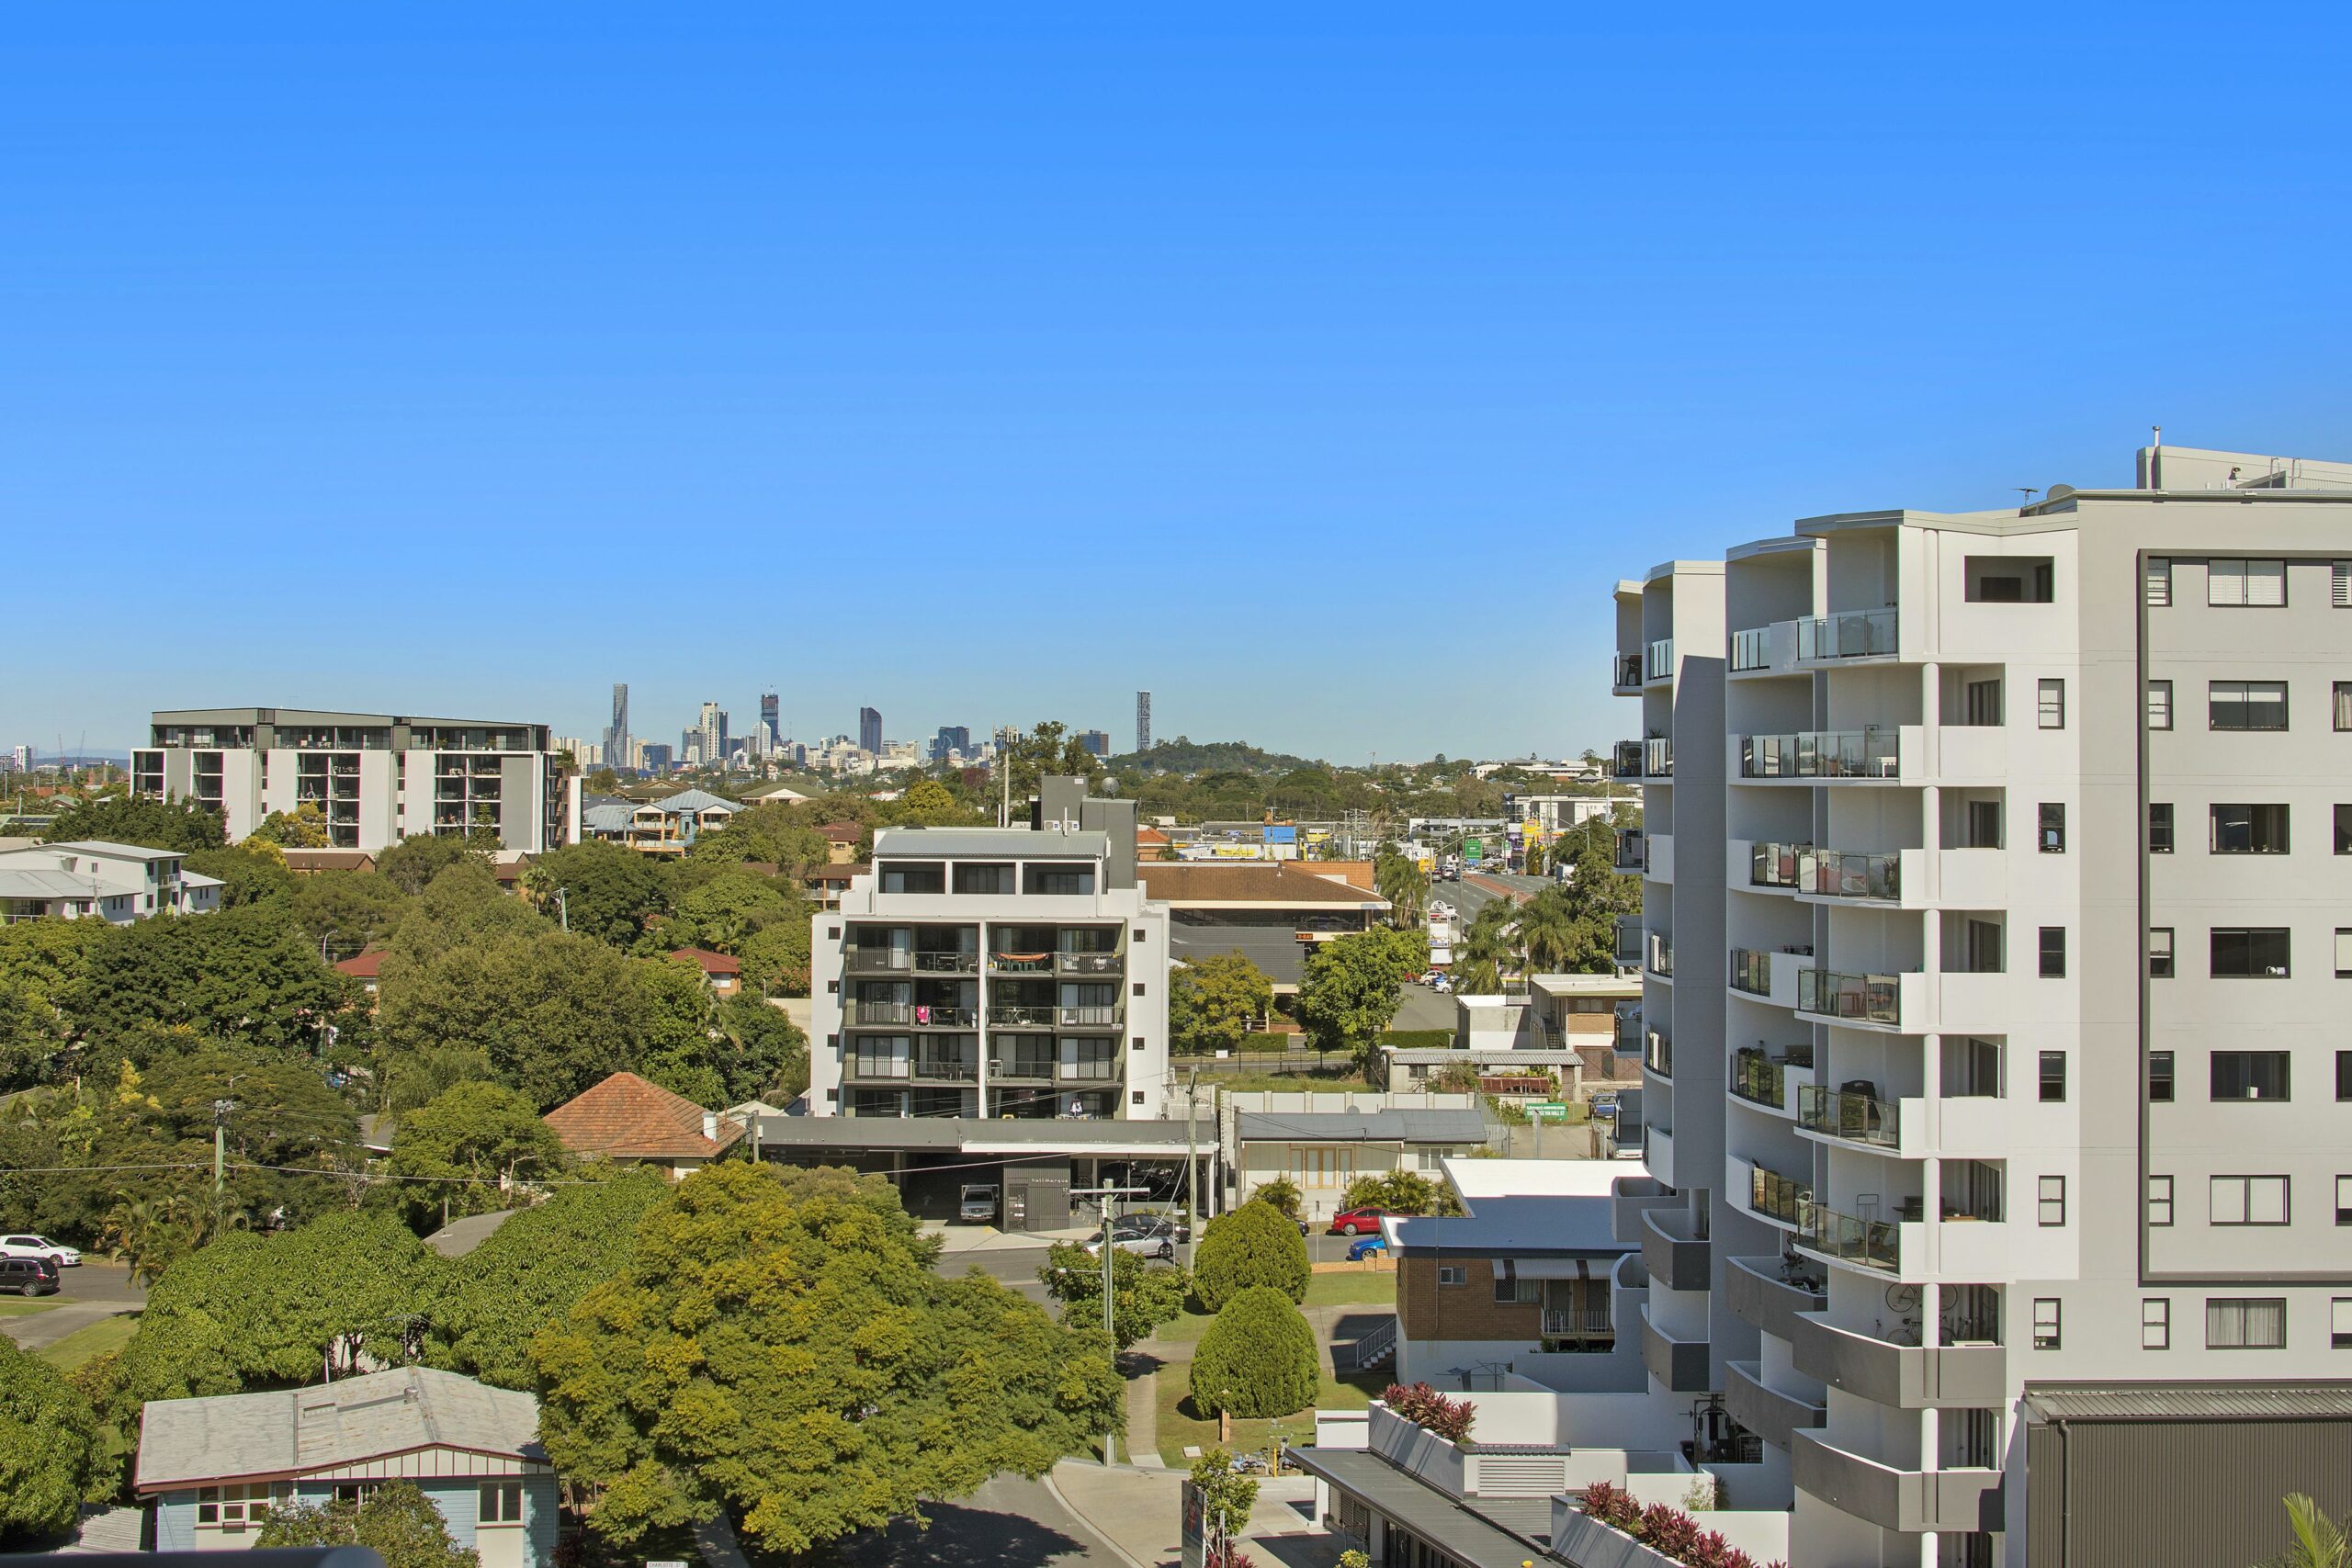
[2038,679,2066,729]
[2146,558,2173,606]
[2209,558,2288,606]
[2147,680,2173,729]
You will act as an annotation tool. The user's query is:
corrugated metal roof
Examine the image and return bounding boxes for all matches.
[136,1367,543,1491]
[1238,1109,1490,1145]
[2022,1382,2352,1423]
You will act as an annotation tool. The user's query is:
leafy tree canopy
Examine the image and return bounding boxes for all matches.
[1170,952,1273,1056]
[1190,1286,1318,1419]
[186,842,299,909]
[1296,927,1427,1070]
[1037,1241,1190,1350]
[250,802,333,850]
[0,1335,114,1546]
[1192,1200,1309,1312]
[40,794,224,853]
[525,840,666,947]
[63,903,352,1055]
[384,1080,569,1233]
[256,1479,480,1568]
[375,834,493,897]
[1339,1168,1460,1217]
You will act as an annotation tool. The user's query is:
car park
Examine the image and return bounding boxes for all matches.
[0,1233,80,1269]
[0,1256,61,1296]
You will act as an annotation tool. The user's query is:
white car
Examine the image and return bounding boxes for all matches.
[0,1233,81,1269]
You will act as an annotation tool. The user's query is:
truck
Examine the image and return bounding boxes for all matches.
[958,1183,1000,1224]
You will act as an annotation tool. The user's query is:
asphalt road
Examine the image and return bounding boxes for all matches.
[1437,869,1552,923]
[809,1473,1123,1567]
[0,1259,146,1351]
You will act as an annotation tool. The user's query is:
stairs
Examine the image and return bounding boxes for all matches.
[1348,1314,1398,1372]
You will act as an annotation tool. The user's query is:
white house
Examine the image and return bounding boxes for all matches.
[0,840,221,925]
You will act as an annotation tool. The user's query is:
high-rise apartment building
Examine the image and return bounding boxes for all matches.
[758,693,781,752]
[694,701,729,767]
[603,683,630,774]
[1079,729,1111,757]
[1605,445,2352,1568]
[1135,691,1152,753]
[133,707,576,853]
[858,706,883,755]
[930,726,972,762]
[808,777,1170,1121]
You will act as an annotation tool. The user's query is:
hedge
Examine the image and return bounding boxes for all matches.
[1191,1287,1319,1418]
[1193,1200,1311,1311]
[1377,1030,1453,1050]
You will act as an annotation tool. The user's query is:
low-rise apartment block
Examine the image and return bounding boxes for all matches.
[0,840,221,924]
[134,707,576,854]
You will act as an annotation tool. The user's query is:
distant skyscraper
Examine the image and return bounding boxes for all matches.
[930,725,971,762]
[639,742,673,773]
[759,692,780,750]
[858,706,883,754]
[1080,729,1111,757]
[603,683,631,773]
[695,701,729,767]
[1135,692,1152,753]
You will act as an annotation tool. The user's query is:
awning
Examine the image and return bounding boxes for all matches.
[1493,1258,1591,1281]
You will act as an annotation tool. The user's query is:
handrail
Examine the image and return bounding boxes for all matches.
[1801,1203,1902,1271]
[1797,607,1897,662]
[1797,966,1906,1026]
[1797,1083,1901,1147]
[1739,728,1901,781]
[1730,626,1771,672]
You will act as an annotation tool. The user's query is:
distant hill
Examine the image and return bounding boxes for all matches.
[1111,738,1317,775]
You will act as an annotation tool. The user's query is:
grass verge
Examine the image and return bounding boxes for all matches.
[35,1313,138,1373]
[0,1299,62,1317]
[1153,1369,1393,1464]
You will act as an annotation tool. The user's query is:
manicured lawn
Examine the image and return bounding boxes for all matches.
[1155,1369,1353,1465]
[35,1313,138,1373]
[1150,1269,1396,1345]
[0,1298,62,1317]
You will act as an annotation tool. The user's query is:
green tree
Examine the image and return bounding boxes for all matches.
[63,903,353,1055]
[530,1163,1119,1555]
[1189,1447,1261,1548]
[1250,1176,1303,1221]
[1373,847,1430,929]
[738,918,812,998]
[892,778,966,826]
[1429,1059,1483,1095]
[1190,1287,1318,1418]
[668,869,797,956]
[424,1167,673,1390]
[1170,952,1273,1056]
[384,1081,569,1232]
[186,841,299,908]
[1339,1169,1459,1217]
[1192,1200,1309,1312]
[1036,1242,1191,1350]
[40,794,224,853]
[682,804,831,877]
[1296,926,1427,1072]
[255,1480,480,1568]
[995,721,1105,801]
[376,930,648,1111]
[251,802,333,850]
[2261,1494,2352,1568]
[288,869,411,960]
[375,834,492,897]
[525,840,667,946]
[0,1335,113,1546]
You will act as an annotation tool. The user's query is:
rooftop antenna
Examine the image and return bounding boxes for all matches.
[2014,488,2040,506]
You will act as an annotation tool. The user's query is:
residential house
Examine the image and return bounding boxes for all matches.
[1229,1101,1487,1222]
[278,849,378,875]
[816,821,863,864]
[135,1366,558,1568]
[335,948,388,998]
[668,947,742,997]
[0,840,222,925]
[542,1071,744,1175]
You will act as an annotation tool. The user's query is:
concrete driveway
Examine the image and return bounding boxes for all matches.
[0,1259,144,1352]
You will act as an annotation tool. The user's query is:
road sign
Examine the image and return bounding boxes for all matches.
[1527,1100,1569,1122]
[1464,837,1483,862]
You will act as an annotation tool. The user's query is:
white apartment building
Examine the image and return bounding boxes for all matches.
[133,708,578,855]
[1609,445,2352,1568]
[0,840,221,924]
[808,778,1171,1122]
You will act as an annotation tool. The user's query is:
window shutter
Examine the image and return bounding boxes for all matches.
[2334,560,2350,608]
[2145,558,2171,606]
[2246,558,2287,605]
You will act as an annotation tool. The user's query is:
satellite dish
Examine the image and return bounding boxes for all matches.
[2043,484,2075,503]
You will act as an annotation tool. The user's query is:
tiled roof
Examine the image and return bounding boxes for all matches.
[805,863,866,884]
[818,821,863,842]
[335,949,388,979]
[280,850,377,872]
[1139,863,1390,908]
[669,946,742,976]
[543,1071,744,1159]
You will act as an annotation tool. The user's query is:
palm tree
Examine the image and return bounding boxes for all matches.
[1513,892,1582,975]
[2264,1495,2350,1568]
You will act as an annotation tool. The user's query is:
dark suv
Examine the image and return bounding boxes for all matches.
[0,1256,61,1296]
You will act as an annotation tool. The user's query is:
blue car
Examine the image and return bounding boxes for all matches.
[1346,1235,1388,1261]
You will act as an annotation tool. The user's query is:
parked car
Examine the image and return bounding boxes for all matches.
[1327,1206,1392,1236]
[0,1233,80,1269]
[957,1184,1000,1224]
[0,1256,61,1296]
[1084,1214,1182,1260]
[1345,1235,1389,1261]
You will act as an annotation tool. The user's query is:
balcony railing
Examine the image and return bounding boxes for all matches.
[991,1055,1054,1080]
[1613,918,1644,965]
[1801,1204,1903,1272]
[912,1005,978,1029]
[1739,728,1901,781]
[1645,637,1675,682]
[1728,948,1774,997]
[911,1055,978,1081]
[1056,1056,1122,1081]
[1542,1300,1615,1338]
[1057,1005,1124,1028]
[1798,1083,1901,1148]
[988,1005,1057,1028]
[846,1000,911,1026]
[1749,1163,1814,1228]
[1612,651,1644,688]
[1612,741,1644,780]
[1731,1047,1811,1110]
[988,953,1056,975]
[1645,932,1673,976]
[1645,738,1673,778]
[1730,626,1771,672]
[1749,842,1900,899]
[913,951,978,974]
[1644,1031,1673,1077]
[1797,607,1898,663]
[1797,966,1906,1027]
[847,946,913,972]
[1056,951,1124,976]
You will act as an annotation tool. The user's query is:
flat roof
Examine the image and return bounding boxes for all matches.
[1139,863,1388,908]
[1385,1047,1582,1066]
[1445,1156,1625,1200]
[748,1115,1196,1155]
[1236,1109,1488,1145]
[151,707,542,728]
[873,828,1110,860]
[1285,1448,1550,1568]
[1387,1193,1623,1257]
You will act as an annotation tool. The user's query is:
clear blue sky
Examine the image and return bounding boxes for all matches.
[7,6,2349,762]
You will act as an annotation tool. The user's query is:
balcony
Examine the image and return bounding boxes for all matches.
[1057,1004,1124,1029]
[1729,1045,1814,1114]
[1611,1177,1679,1246]
[1640,1205,1709,1292]
[1795,607,1899,664]
[1727,947,1812,1010]
[1724,1359,1825,1452]
[1644,637,1675,683]
[1055,951,1124,976]
[1797,1202,1905,1275]
[1611,740,1644,780]
[1791,1315,2006,1409]
[1645,1122,1675,1186]
[987,1005,1057,1029]
[987,953,1056,976]
[844,999,912,1027]
[1645,932,1674,979]
[1795,966,1921,1032]
[990,1054,1054,1082]
[1792,1433,2003,1535]
[1736,727,1905,783]
[1612,651,1644,692]
[1055,1055,1123,1083]
[912,951,978,974]
[912,1005,978,1030]
[1797,1083,1901,1151]
[1644,738,1673,778]
[1645,833,1673,884]
[1643,1030,1673,1080]
[910,1053,978,1083]
[1613,829,1646,874]
[1725,1256,1825,1343]
[846,945,913,974]
[1639,1305,1711,1393]
[1729,623,1785,676]
[1748,842,1907,902]
[1743,1161,1813,1235]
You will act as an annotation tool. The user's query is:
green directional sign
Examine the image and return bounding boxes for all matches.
[1526,1100,1569,1122]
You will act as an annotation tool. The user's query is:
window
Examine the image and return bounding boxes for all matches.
[2146,680,2174,730]
[1437,1265,1466,1287]
[2149,1051,2175,1101]
[2032,1298,2062,1349]
[2146,558,2172,606]
[2211,1175,2290,1224]
[2210,681,2290,730]
[479,1484,525,1525]
[2337,560,2352,608]
[2149,803,2174,853]
[2341,1055,2352,1102]
[1967,799,2003,849]
[1133,1036,1146,1051]
[2335,1299,2352,1350]
[2211,929,2291,978]
[2038,1175,2067,1226]
[2040,1050,2067,1102]
[2040,927,2066,979]
[2338,930,2352,977]
[2148,1174,2175,1225]
[2339,805,2352,854]
[1131,1089,1146,1105]
[2209,558,2288,606]
[2039,804,2066,853]
[2149,929,2175,979]
[2337,683,2352,732]
[2210,803,2290,854]
[2338,1176,2352,1225]
[1970,555,2056,603]
[2206,1298,2288,1349]
[195,1483,284,1529]
[1964,679,2003,727]
[2211,1050,2291,1100]
[1132,981,1146,996]
[2143,1298,2171,1349]
[1493,1269,1542,1305]
[2038,679,2066,729]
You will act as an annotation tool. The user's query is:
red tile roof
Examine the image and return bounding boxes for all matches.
[542,1071,745,1160]
[805,863,867,885]
[1139,863,1391,908]
[335,949,388,979]
[669,946,743,976]
[818,821,863,842]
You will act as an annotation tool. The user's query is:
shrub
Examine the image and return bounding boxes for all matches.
[1579,1480,1640,1530]
[1191,1287,1319,1419]
[1250,1177,1303,1221]
[1381,1382,1476,1444]
[1642,1503,1700,1558]
[1193,1200,1309,1311]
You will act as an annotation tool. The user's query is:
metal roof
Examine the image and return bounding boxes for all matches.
[1237,1109,1490,1145]
[647,789,739,814]
[135,1367,544,1491]
[2021,1382,2352,1424]
[748,1114,1195,1154]
[873,827,1108,860]
[1285,1448,1552,1568]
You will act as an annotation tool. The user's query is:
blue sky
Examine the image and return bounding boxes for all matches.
[7,6,2349,762]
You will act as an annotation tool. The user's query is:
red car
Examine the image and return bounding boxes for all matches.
[1328,1206,1392,1236]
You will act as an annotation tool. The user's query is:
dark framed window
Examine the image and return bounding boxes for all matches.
[2040,1050,2067,1102]
[2149,928,2175,979]
[2337,929,2352,978]
[2038,1175,2067,1226]
[2211,1050,2291,1100]
[2149,1051,2175,1101]
[2338,1176,2352,1226]
[2335,682,2352,733]
[2149,803,2174,853]
[2210,681,2289,731]
[2032,1298,2062,1349]
[1967,799,2003,849]
[2210,803,2290,854]
[2339,1052,2352,1102]
[2335,1298,2352,1350]
[2040,927,2066,978]
[2338,805,2352,855]
[2211,928,2291,978]
[2206,1297,2287,1350]
[2039,804,2066,853]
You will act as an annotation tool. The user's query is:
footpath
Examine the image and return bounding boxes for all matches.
[1049,1461,1339,1568]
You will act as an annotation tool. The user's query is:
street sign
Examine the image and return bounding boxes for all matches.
[1526,1100,1569,1122]
[1464,837,1483,863]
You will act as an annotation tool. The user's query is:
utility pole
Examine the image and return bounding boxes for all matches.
[211,1098,236,1209]
[1071,1182,1149,1465]
[1183,1068,1201,1274]
[552,886,570,933]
